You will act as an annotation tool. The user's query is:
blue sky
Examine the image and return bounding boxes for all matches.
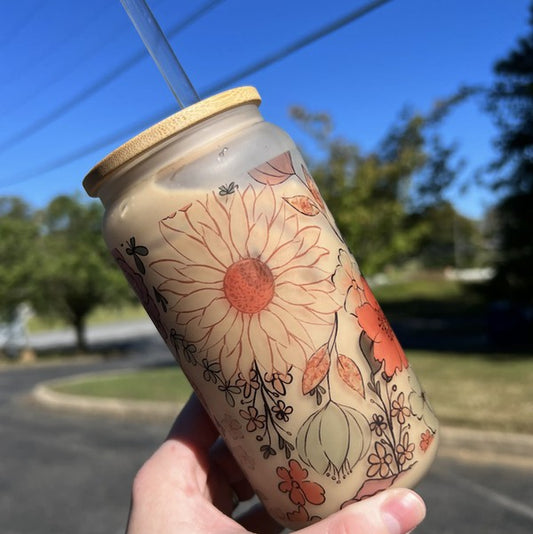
[0,0,530,218]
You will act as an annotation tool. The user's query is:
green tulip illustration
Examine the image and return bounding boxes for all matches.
[296,401,370,482]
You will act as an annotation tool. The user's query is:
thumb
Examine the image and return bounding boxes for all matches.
[300,489,426,534]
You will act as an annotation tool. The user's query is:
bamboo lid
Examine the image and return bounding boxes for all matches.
[83,86,261,197]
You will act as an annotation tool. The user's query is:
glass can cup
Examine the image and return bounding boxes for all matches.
[83,86,439,529]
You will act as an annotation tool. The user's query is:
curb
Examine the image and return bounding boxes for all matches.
[0,354,106,372]
[30,370,533,468]
[31,370,182,422]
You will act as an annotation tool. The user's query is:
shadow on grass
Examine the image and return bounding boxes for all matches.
[384,297,533,357]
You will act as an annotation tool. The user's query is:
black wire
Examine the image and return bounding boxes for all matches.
[205,0,393,95]
[2,108,169,187]
[0,0,226,155]
[1,0,393,189]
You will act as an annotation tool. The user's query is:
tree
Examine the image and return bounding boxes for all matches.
[33,194,131,351]
[0,197,39,321]
[407,201,487,269]
[290,106,462,274]
[487,2,533,300]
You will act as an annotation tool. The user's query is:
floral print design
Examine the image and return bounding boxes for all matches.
[220,413,244,441]
[356,276,408,378]
[367,442,393,478]
[391,392,411,425]
[409,376,439,432]
[151,184,338,379]
[277,459,325,523]
[329,239,437,504]
[419,430,435,452]
[331,249,365,315]
[369,414,388,436]
[110,150,438,526]
[396,432,415,466]
[240,406,266,432]
[277,459,326,506]
[112,247,167,340]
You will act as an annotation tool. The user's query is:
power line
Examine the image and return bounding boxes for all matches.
[1,0,393,189]
[205,0,393,95]
[3,109,169,187]
[2,3,113,91]
[0,4,117,117]
[0,0,226,155]
[0,0,173,118]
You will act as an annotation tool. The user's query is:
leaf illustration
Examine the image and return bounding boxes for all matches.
[302,165,325,209]
[153,287,169,312]
[336,354,365,398]
[283,195,320,216]
[133,254,146,274]
[302,344,330,394]
[248,151,295,185]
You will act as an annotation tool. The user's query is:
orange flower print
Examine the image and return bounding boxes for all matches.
[356,276,408,377]
[287,505,310,523]
[332,249,365,315]
[151,185,339,378]
[391,392,411,425]
[265,371,293,395]
[396,433,415,466]
[239,406,266,432]
[367,442,393,478]
[235,369,260,398]
[277,459,326,506]
[420,430,434,452]
[286,505,322,524]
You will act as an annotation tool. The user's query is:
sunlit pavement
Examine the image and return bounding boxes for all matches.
[1,326,533,533]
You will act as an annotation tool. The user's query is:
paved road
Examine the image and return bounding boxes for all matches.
[2,331,533,533]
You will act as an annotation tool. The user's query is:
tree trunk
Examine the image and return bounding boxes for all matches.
[74,315,88,353]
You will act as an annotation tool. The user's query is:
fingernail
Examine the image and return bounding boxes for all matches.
[381,490,426,534]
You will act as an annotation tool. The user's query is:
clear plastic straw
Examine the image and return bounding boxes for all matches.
[119,0,200,109]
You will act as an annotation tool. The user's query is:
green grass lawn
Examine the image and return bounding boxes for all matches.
[53,367,193,404]
[408,351,533,434]
[50,350,533,434]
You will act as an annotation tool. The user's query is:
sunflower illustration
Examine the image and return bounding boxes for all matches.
[151,185,339,378]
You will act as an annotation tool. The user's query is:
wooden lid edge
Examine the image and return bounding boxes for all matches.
[83,86,261,197]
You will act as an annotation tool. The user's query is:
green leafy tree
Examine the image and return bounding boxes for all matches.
[486,2,533,299]
[33,194,131,351]
[290,106,462,274]
[0,197,39,321]
[407,201,487,269]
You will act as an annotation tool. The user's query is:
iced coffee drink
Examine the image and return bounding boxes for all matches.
[84,87,438,529]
